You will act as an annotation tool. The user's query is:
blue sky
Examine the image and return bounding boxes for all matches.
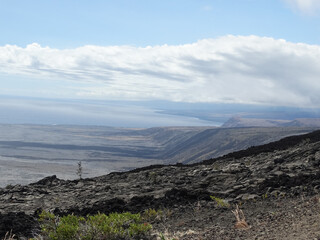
[1,0,320,48]
[1,0,320,126]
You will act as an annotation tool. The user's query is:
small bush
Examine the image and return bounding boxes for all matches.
[210,195,230,208]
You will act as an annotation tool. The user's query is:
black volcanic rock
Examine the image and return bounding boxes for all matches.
[2,129,320,238]
[0,212,38,238]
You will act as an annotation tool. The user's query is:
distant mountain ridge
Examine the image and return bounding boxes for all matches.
[222,117,320,128]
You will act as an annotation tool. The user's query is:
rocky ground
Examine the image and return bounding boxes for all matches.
[150,195,320,240]
[2,130,320,239]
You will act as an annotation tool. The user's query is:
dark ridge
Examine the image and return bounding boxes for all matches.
[30,175,61,186]
[111,163,184,175]
[125,164,167,173]
[196,129,320,166]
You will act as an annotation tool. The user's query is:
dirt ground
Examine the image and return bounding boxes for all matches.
[2,193,320,240]
[150,194,320,240]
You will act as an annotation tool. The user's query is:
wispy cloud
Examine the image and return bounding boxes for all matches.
[202,5,213,11]
[282,0,320,14]
[1,35,320,107]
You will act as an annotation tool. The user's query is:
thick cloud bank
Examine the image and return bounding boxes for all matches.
[1,35,320,107]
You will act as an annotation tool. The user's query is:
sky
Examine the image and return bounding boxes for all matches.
[1,0,320,126]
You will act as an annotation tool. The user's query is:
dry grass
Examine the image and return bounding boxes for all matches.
[2,231,16,240]
[232,204,250,230]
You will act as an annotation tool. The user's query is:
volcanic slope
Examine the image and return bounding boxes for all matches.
[2,130,320,239]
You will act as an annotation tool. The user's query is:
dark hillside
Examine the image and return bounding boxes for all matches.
[166,127,316,163]
[198,129,320,165]
[2,129,320,238]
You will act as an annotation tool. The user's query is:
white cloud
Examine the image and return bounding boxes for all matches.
[282,0,320,14]
[1,35,320,107]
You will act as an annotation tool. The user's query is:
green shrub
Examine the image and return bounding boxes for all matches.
[36,210,152,240]
[56,215,82,240]
[210,195,230,208]
[38,210,57,238]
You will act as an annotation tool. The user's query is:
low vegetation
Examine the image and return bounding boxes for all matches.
[210,195,230,208]
[31,210,152,240]
[2,203,252,240]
